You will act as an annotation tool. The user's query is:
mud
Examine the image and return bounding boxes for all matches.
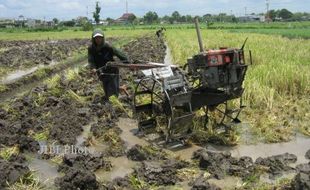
[255,153,297,178]
[127,144,167,161]
[0,155,30,188]
[0,117,39,152]
[306,149,310,160]
[0,35,168,189]
[291,163,310,189]
[55,167,99,190]
[193,149,255,180]
[135,159,188,186]
[123,35,166,64]
[190,175,221,190]
[0,39,89,68]
[58,153,112,173]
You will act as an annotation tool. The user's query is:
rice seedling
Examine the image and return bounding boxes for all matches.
[65,89,87,104]
[7,171,45,190]
[0,145,19,160]
[65,68,81,82]
[109,96,128,113]
[33,129,49,141]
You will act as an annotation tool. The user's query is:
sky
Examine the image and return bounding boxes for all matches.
[0,0,309,20]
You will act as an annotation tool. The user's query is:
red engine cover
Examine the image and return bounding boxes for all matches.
[206,49,233,66]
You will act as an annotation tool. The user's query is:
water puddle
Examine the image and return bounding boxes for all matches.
[28,157,60,187]
[164,43,174,65]
[76,120,108,154]
[1,67,38,84]
[95,156,138,181]
[118,118,149,149]
[1,59,59,85]
[208,176,242,189]
[217,133,310,165]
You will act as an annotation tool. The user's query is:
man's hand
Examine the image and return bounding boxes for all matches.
[91,69,97,76]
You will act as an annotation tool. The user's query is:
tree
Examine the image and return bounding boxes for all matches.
[143,11,159,24]
[185,15,193,23]
[106,17,113,25]
[171,11,181,23]
[278,9,293,20]
[93,1,101,25]
[128,14,137,24]
[267,10,278,21]
[52,18,59,25]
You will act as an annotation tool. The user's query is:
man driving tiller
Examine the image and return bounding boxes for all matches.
[88,28,129,100]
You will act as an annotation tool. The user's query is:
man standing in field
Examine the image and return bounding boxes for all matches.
[88,28,129,100]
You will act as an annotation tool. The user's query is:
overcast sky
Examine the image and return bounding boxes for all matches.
[0,0,309,20]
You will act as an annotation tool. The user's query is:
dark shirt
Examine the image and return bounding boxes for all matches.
[88,42,128,74]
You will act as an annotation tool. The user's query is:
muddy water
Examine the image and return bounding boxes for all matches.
[28,157,60,187]
[118,118,148,149]
[76,121,108,154]
[1,60,60,85]
[208,176,242,189]
[1,67,38,84]
[222,133,310,165]
[95,156,138,181]
[164,43,174,65]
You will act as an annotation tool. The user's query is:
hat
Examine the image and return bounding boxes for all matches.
[92,28,104,38]
[93,33,104,38]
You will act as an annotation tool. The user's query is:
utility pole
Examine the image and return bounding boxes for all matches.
[244,7,247,16]
[266,0,270,22]
[126,0,128,13]
[86,6,88,18]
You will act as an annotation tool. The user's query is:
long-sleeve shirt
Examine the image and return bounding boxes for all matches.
[88,42,128,72]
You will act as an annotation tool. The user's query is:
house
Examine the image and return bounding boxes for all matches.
[0,18,15,28]
[238,15,264,22]
[114,13,136,24]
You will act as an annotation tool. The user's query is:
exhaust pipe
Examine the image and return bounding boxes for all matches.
[194,17,204,53]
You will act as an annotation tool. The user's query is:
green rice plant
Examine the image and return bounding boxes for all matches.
[0,145,19,160]
[33,129,49,141]
[65,89,87,104]
[7,171,45,190]
[128,174,148,190]
[45,74,61,89]
[65,68,81,82]
[109,95,132,117]
[0,84,8,93]
[50,154,63,165]
[33,67,52,79]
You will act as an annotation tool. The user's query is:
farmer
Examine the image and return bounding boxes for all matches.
[88,28,129,100]
[156,27,166,38]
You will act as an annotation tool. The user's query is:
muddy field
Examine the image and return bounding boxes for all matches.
[0,35,309,190]
[0,39,90,68]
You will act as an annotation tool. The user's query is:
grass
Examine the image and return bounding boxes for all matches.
[0,29,150,41]
[7,171,45,190]
[166,28,310,142]
[229,28,310,39]
[0,145,19,160]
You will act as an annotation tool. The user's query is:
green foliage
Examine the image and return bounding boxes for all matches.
[7,172,45,190]
[109,95,130,116]
[93,1,101,25]
[33,129,49,141]
[129,174,148,190]
[0,146,19,161]
[143,11,159,24]
[82,22,93,31]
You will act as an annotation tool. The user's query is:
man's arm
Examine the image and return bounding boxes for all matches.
[112,46,129,63]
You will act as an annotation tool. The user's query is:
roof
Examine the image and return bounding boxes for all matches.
[117,13,135,21]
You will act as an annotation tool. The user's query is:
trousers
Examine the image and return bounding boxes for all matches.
[98,74,119,98]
